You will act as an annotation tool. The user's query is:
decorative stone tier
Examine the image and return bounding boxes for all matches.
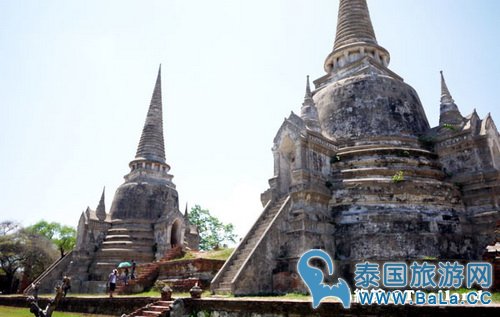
[329,144,468,277]
[90,219,156,280]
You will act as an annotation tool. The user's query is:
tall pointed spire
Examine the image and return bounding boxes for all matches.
[439,71,463,126]
[96,187,106,221]
[300,76,321,133]
[440,70,455,104]
[304,75,312,101]
[324,0,390,73]
[135,65,166,164]
[333,0,377,51]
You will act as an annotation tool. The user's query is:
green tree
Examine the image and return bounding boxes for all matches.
[17,229,59,288]
[0,221,58,293]
[26,221,76,258]
[0,221,24,293]
[188,205,237,251]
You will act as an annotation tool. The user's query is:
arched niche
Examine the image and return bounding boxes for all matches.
[277,135,297,194]
[170,219,182,248]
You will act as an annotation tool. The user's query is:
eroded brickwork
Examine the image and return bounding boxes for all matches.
[211,0,499,295]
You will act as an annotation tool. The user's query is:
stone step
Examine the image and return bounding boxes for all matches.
[239,245,254,254]
[104,237,155,242]
[221,270,236,280]
[103,239,155,246]
[102,239,152,244]
[229,263,241,271]
[104,234,132,240]
[268,207,281,214]
[106,227,154,234]
[99,247,155,254]
[110,219,155,226]
[107,225,155,230]
[244,238,259,247]
[96,252,153,259]
[232,259,244,267]
[220,277,234,285]
[93,257,155,264]
[105,234,155,241]
[226,267,238,276]
[224,268,238,278]
[94,256,154,264]
[253,227,267,236]
[232,253,250,265]
[150,305,170,312]
[222,271,237,280]
[96,255,154,262]
[142,311,162,317]
[101,240,154,247]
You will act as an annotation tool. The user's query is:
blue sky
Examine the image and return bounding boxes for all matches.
[1,0,499,239]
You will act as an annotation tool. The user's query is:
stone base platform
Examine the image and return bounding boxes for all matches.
[2,296,499,316]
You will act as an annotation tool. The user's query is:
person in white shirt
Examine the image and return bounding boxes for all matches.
[108,269,118,298]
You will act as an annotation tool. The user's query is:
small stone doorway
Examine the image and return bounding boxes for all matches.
[170,220,181,248]
[278,136,296,195]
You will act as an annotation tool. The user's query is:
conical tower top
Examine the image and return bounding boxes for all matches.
[440,70,455,104]
[135,65,166,164]
[304,75,312,100]
[324,0,390,73]
[96,187,106,221]
[300,76,321,133]
[334,0,377,51]
[439,71,463,126]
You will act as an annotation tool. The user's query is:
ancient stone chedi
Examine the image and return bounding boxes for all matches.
[212,0,499,294]
[33,67,199,293]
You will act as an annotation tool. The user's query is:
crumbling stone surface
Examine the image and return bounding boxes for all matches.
[314,74,430,142]
[110,181,177,221]
[212,0,499,296]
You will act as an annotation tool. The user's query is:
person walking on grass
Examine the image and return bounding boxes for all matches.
[31,281,40,299]
[62,276,71,297]
[108,269,118,298]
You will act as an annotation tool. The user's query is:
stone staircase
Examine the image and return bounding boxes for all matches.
[116,262,159,294]
[90,219,156,281]
[159,246,184,263]
[211,196,289,293]
[117,246,184,294]
[23,251,74,295]
[124,300,173,317]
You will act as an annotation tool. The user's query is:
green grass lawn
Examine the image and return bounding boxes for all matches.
[213,291,500,303]
[490,291,500,303]
[202,248,234,260]
[171,248,234,262]
[0,306,114,317]
[60,289,500,303]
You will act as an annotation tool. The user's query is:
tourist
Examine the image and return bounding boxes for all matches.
[131,260,136,280]
[124,267,129,285]
[62,276,71,297]
[31,281,40,299]
[108,269,118,298]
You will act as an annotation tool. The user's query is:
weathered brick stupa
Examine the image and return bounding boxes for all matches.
[211,0,499,295]
[31,66,199,293]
